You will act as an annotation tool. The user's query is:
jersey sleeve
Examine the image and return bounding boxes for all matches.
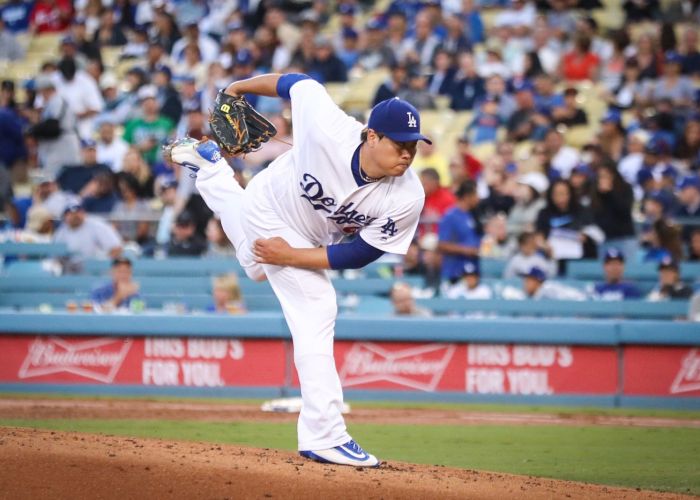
[288,78,359,145]
[359,196,424,255]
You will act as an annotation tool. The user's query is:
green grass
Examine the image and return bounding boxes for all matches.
[2,418,698,495]
[2,392,699,419]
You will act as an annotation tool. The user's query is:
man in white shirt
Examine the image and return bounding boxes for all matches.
[56,56,104,140]
[545,128,580,179]
[53,203,123,262]
[96,120,129,173]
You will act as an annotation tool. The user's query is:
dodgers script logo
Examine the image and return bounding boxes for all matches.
[300,173,377,233]
[18,337,132,383]
[339,343,456,392]
[300,173,337,213]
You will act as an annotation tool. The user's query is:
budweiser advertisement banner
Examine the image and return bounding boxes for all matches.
[0,336,285,388]
[624,346,700,397]
[301,342,619,395]
[1,336,696,398]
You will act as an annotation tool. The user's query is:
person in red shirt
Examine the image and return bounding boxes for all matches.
[419,167,456,236]
[29,0,72,34]
[456,134,483,180]
[562,34,600,82]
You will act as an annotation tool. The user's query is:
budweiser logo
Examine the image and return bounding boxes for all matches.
[339,343,455,391]
[18,337,133,383]
[670,349,700,394]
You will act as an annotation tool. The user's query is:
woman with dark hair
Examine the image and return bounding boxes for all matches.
[535,179,598,266]
[111,172,156,249]
[603,58,645,110]
[641,219,684,263]
[590,162,637,258]
[523,51,545,80]
[150,11,181,54]
[633,32,662,81]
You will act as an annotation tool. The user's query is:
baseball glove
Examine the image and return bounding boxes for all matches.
[209,90,277,156]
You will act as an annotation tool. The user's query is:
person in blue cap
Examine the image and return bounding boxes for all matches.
[592,248,641,300]
[444,260,493,299]
[508,265,586,300]
[675,175,700,244]
[165,73,432,468]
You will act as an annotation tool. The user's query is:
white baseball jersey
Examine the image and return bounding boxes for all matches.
[251,79,425,254]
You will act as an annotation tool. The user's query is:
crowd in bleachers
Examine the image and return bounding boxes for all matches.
[1,0,700,314]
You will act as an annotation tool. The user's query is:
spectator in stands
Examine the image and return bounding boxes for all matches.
[357,19,395,72]
[591,162,637,258]
[152,65,182,126]
[545,128,580,179]
[603,58,644,110]
[592,248,641,300]
[67,17,100,64]
[503,231,557,279]
[507,172,549,236]
[28,75,81,180]
[506,82,546,142]
[401,239,442,293]
[427,48,456,97]
[641,51,695,108]
[81,171,118,214]
[619,130,650,193]
[675,175,700,242]
[466,96,502,144]
[641,217,684,263]
[623,0,659,22]
[22,205,54,242]
[151,11,181,54]
[413,141,450,186]
[0,165,17,227]
[55,55,104,140]
[419,167,456,235]
[111,172,156,249]
[398,68,436,110]
[94,8,126,46]
[679,27,700,77]
[0,18,24,60]
[390,282,432,317]
[172,22,219,63]
[154,176,178,249]
[120,148,155,199]
[404,10,441,70]
[455,134,484,181]
[123,85,175,166]
[552,87,588,127]
[54,202,123,262]
[208,274,245,314]
[688,229,700,261]
[647,256,693,300]
[0,80,27,179]
[480,213,514,259]
[91,257,140,312]
[569,164,593,207]
[206,216,236,258]
[504,266,586,300]
[309,35,348,83]
[675,116,700,165]
[96,120,129,173]
[536,178,598,262]
[372,62,408,107]
[444,261,493,299]
[56,139,113,195]
[597,111,627,162]
[337,27,360,71]
[438,180,482,284]
[440,14,471,56]
[562,34,600,82]
[450,52,485,111]
[167,210,206,257]
[29,0,72,34]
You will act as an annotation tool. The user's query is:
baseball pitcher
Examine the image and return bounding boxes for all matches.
[165,73,429,467]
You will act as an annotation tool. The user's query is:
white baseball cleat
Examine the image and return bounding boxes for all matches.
[299,440,380,467]
[163,137,224,174]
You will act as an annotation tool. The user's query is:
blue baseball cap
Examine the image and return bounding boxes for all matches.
[63,202,84,215]
[338,3,355,15]
[462,260,480,276]
[571,163,592,177]
[661,165,678,179]
[521,266,546,281]
[600,110,621,124]
[80,139,97,149]
[604,247,625,262]
[512,80,534,94]
[678,175,700,191]
[368,97,432,144]
[647,190,672,211]
[658,254,679,271]
[637,168,654,186]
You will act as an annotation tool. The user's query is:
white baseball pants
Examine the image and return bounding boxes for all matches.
[195,161,351,451]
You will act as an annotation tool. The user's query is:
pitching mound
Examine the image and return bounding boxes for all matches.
[0,427,687,499]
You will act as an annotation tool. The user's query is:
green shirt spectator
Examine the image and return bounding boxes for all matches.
[123,85,175,165]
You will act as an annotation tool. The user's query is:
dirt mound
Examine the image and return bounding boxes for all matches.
[0,427,688,500]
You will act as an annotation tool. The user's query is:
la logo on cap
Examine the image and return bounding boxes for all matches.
[407,112,417,128]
